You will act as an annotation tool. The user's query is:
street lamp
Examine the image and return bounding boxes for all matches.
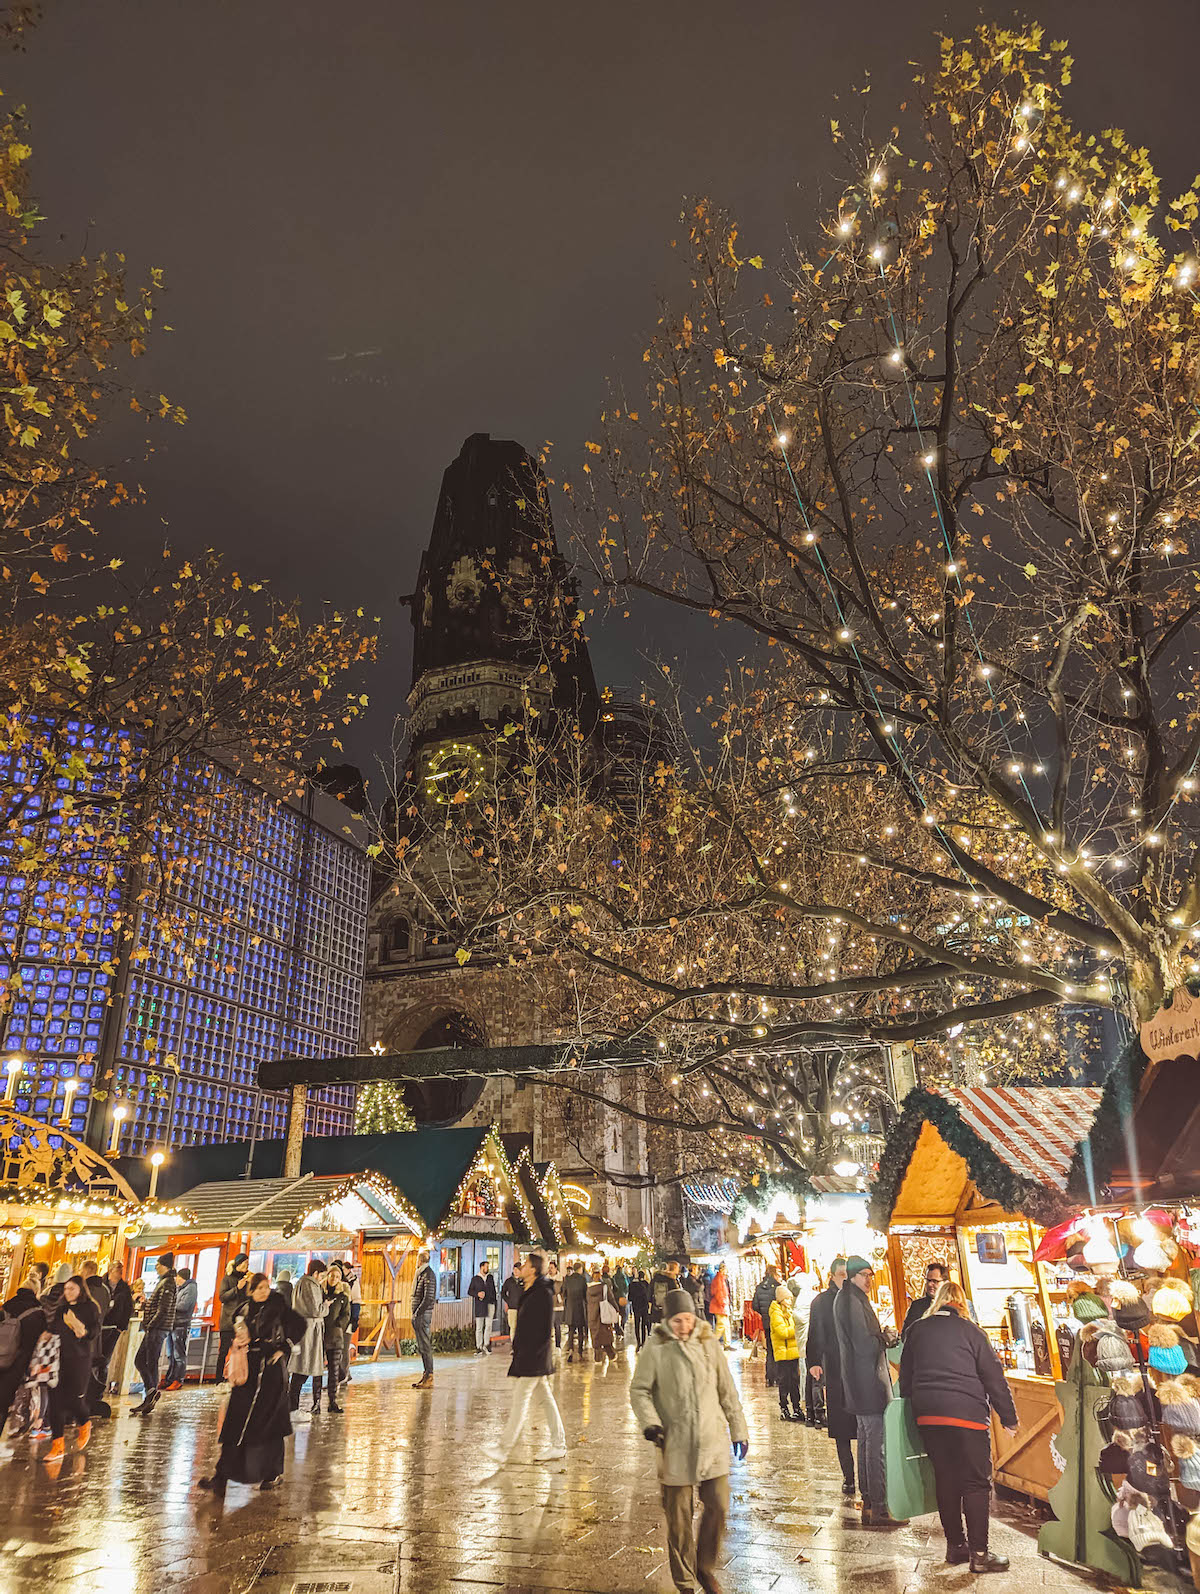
[106,1105,128,1155]
[3,1055,23,1101]
[58,1077,78,1127]
[148,1151,165,1201]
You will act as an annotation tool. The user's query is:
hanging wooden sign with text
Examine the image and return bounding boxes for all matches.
[1140,987,1200,1067]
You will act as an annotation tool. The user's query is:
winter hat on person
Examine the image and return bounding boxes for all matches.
[232,1253,249,1269]
[52,1262,71,1285]
[157,1252,175,1272]
[1148,1322,1188,1374]
[664,1289,696,1320]
[845,1256,874,1280]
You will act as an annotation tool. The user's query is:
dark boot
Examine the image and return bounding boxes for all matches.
[970,1552,1009,1573]
[327,1396,343,1413]
[311,1395,321,1414]
[945,1544,970,1565]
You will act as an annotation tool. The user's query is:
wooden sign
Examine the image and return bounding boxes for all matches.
[1141,987,1200,1065]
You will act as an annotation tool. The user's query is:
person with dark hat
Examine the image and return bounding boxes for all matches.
[132,1253,176,1416]
[807,1258,857,1496]
[834,1256,901,1525]
[899,1280,1017,1572]
[631,1286,748,1594]
[482,1252,566,1465]
[217,1253,251,1380]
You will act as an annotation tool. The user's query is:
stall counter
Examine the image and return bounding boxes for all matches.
[990,1371,1061,1502]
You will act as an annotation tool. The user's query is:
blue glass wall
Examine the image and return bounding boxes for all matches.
[0,725,367,1154]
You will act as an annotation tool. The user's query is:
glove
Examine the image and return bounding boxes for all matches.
[732,1440,748,1461]
[643,1424,665,1445]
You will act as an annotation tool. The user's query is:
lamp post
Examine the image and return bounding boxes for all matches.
[58,1077,78,1128]
[3,1055,23,1102]
[148,1151,165,1201]
[106,1105,128,1156]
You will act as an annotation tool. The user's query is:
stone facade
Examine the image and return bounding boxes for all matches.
[363,433,678,1243]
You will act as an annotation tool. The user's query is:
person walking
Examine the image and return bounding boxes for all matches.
[769,1284,804,1421]
[547,1260,565,1350]
[587,1266,619,1362]
[834,1256,900,1526]
[752,1264,782,1385]
[0,1270,45,1429]
[501,1263,524,1345]
[708,1263,732,1348]
[808,1258,856,1494]
[899,1281,1017,1572]
[563,1261,589,1362]
[631,1287,749,1594]
[132,1253,176,1416]
[198,1272,304,1498]
[629,1269,651,1348]
[217,1253,251,1379]
[42,1275,100,1466]
[482,1252,567,1466]
[682,1266,703,1313]
[273,1268,294,1309]
[321,1264,350,1413]
[410,1248,437,1389]
[164,1266,197,1390]
[288,1259,328,1414]
[613,1262,630,1338]
[469,1259,498,1354]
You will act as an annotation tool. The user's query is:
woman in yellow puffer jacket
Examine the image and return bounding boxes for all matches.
[769,1285,803,1421]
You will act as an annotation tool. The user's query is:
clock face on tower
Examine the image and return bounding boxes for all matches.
[422,740,485,806]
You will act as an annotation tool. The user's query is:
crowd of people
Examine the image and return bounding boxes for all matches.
[1,1242,1020,1590]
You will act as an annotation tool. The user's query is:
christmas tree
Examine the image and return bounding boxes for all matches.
[355,1081,414,1135]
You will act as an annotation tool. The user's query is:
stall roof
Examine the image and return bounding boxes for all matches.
[133,1172,421,1242]
[871,1086,1101,1231]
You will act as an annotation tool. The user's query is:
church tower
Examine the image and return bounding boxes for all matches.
[361,435,663,1234]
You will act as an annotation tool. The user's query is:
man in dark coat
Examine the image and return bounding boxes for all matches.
[132,1253,177,1416]
[481,1252,566,1466]
[901,1262,947,1337]
[562,1261,589,1361]
[752,1264,783,1387]
[501,1264,524,1344]
[468,1260,498,1354]
[410,1249,437,1389]
[834,1256,900,1525]
[808,1258,857,1495]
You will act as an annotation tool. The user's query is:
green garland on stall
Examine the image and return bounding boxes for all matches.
[730,1169,812,1235]
[868,1087,1075,1231]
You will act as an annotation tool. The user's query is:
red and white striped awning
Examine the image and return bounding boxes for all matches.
[944,1086,1101,1193]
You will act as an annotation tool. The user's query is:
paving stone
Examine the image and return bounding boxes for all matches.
[0,1343,1110,1594]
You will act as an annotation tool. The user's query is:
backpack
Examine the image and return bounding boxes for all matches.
[0,1305,40,1371]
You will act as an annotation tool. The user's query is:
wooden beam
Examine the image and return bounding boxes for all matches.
[283,1082,307,1179]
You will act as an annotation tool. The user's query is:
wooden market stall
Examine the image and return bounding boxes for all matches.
[870,1085,1101,1502]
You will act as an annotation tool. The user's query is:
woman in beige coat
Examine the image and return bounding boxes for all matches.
[630,1288,748,1594]
[586,1267,619,1362]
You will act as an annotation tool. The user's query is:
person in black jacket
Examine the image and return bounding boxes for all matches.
[322,1264,350,1412]
[469,1261,498,1354]
[0,1273,45,1428]
[481,1253,566,1466]
[752,1264,783,1387]
[44,1276,100,1465]
[899,1281,1017,1573]
[834,1257,900,1526]
[807,1259,858,1495]
[901,1262,947,1337]
[563,1262,589,1360]
[132,1252,177,1416]
[410,1249,437,1388]
[628,1270,651,1348]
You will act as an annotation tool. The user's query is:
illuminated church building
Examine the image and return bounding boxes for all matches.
[363,434,669,1236]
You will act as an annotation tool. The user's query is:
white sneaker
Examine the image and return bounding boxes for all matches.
[533,1447,567,1462]
[480,1442,506,1464]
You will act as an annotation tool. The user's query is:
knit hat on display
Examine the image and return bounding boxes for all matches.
[1071,1292,1108,1323]
[1126,1447,1170,1497]
[1172,1435,1200,1492]
[1081,1320,1135,1372]
[1125,1502,1174,1556]
[664,1289,696,1321]
[1115,1297,1153,1333]
[1110,1481,1149,1539]
[1155,1378,1200,1434]
[845,1256,873,1280]
[1152,1279,1193,1321]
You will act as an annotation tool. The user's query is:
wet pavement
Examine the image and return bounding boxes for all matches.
[1,1341,1102,1594]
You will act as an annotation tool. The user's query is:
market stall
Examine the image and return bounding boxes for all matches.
[871,1085,1101,1501]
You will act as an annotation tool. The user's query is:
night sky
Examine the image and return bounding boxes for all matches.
[10,1,1200,773]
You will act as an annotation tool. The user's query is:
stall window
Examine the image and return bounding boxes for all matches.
[437,1246,462,1301]
[484,1244,501,1276]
